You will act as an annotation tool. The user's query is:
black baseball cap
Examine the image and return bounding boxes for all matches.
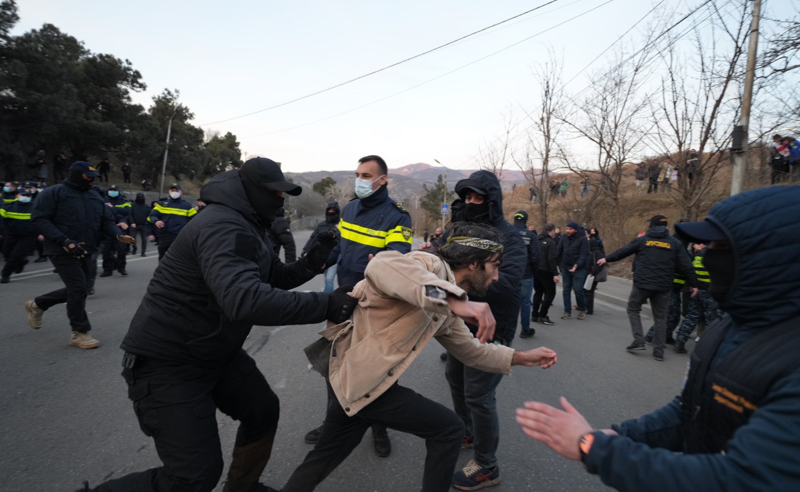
[514,210,528,221]
[240,157,301,196]
[108,184,121,191]
[455,178,486,197]
[674,219,729,243]
[69,161,100,177]
[649,215,668,227]
[168,182,182,190]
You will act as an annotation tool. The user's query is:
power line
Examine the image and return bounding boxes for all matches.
[241,0,616,139]
[198,0,561,127]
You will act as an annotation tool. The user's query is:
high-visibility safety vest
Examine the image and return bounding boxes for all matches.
[335,185,412,287]
[694,252,711,284]
[148,197,197,236]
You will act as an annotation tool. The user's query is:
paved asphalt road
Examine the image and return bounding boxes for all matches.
[0,230,693,492]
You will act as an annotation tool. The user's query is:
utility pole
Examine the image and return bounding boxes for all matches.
[435,159,447,230]
[159,105,179,197]
[730,0,762,196]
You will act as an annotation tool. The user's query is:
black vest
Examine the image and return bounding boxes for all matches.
[681,315,800,454]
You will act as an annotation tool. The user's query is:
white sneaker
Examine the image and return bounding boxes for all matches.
[70,331,99,349]
[24,300,44,329]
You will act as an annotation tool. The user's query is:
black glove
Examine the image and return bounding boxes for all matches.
[325,285,357,324]
[305,230,339,272]
[62,239,88,258]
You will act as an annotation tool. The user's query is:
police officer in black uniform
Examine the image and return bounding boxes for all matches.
[130,192,151,256]
[512,210,541,338]
[148,183,197,260]
[79,158,357,492]
[100,184,131,276]
[0,186,37,283]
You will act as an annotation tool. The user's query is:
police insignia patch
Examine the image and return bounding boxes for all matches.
[402,227,412,240]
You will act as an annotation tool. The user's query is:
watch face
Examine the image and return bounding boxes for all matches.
[580,432,595,456]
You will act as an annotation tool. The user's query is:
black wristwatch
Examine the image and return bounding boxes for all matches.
[579,432,595,464]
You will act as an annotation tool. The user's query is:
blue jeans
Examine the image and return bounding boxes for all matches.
[323,264,338,293]
[445,353,504,469]
[519,277,534,333]
[561,268,587,313]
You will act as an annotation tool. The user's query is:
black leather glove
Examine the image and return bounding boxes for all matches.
[305,230,339,272]
[325,285,357,324]
[62,239,88,258]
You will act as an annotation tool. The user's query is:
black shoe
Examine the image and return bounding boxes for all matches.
[0,277,9,284]
[531,313,538,321]
[373,428,391,457]
[539,316,554,326]
[654,351,664,361]
[99,270,113,277]
[626,342,646,352]
[141,252,146,257]
[520,329,535,338]
[645,334,653,344]
[118,268,128,276]
[586,311,594,315]
[440,352,448,361]
[34,256,48,263]
[673,341,687,354]
[87,286,95,295]
[666,336,676,345]
[131,247,137,255]
[304,425,323,444]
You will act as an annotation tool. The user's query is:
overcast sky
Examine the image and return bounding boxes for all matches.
[14,0,791,173]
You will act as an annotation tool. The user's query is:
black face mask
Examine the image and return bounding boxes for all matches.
[464,202,490,222]
[240,170,285,225]
[135,198,145,204]
[68,170,93,191]
[325,212,339,224]
[704,248,736,304]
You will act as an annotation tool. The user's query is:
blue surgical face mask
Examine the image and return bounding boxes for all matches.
[108,191,119,198]
[169,191,181,200]
[354,176,384,200]
[18,195,32,203]
[2,186,10,193]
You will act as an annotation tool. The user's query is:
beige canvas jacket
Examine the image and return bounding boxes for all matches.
[320,250,514,417]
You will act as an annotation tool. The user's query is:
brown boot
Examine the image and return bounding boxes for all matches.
[70,331,99,349]
[223,430,277,492]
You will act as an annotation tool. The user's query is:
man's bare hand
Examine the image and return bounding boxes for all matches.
[155,220,165,229]
[419,241,434,251]
[569,265,577,273]
[148,235,155,242]
[447,297,495,343]
[515,397,594,461]
[512,347,557,368]
[553,276,560,284]
[117,222,128,231]
[596,258,607,266]
[690,287,699,297]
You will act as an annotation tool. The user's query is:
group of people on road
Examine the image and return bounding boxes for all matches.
[5,153,800,492]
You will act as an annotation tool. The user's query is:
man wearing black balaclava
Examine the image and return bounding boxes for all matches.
[516,185,800,492]
[302,201,341,292]
[79,158,357,492]
[130,192,151,256]
[25,162,135,350]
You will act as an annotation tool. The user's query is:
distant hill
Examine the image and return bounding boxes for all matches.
[285,162,531,202]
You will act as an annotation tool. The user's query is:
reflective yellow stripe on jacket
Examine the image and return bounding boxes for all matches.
[693,255,711,283]
[148,203,197,221]
[339,219,412,248]
[114,202,131,208]
[0,209,31,220]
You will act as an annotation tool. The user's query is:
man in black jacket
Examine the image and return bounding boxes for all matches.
[533,223,560,326]
[84,158,356,492]
[556,221,590,320]
[130,193,151,256]
[268,207,296,263]
[440,170,526,490]
[303,201,340,292]
[598,215,697,361]
[25,162,134,349]
[513,211,541,338]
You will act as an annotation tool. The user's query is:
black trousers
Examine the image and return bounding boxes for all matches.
[131,226,148,254]
[647,178,659,193]
[2,234,35,277]
[283,382,464,492]
[35,255,92,333]
[123,173,132,184]
[532,270,557,318]
[102,237,127,271]
[97,350,280,492]
[584,278,599,314]
[158,234,177,260]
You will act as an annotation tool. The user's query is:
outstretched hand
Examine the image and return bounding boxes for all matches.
[512,347,558,368]
[515,397,600,461]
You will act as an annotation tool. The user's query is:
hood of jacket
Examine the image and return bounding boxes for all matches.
[455,170,504,226]
[645,225,669,239]
[706,185,800,328]
[199,170,261,226]
[325,201,341,222]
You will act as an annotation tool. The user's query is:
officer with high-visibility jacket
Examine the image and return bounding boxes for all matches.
[101,184,132,277]
[304,155,412,458]
[1,187,38,283]
[148,182,197,260]
[2,181,19,204]
[673,242,723,353]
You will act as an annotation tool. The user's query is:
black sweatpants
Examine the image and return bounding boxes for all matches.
[532,270,557,319]
[35,255,92,333]
[283,382,464,492]
[102,236,127,271]
[96,350,280,492]
[131,226,148,254]
[2,234,35,277]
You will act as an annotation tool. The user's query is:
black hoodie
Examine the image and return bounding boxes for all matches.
[444,170,527,343]
[121,170,327,367]
[303,201,340,254]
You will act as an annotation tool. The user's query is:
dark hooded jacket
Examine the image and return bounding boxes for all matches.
[556,227,590,271]
[605,225,696,291]
[513,218,541,279]
[304,201,340,254]
[582,185,800,492]
[441,170,526,343]
[121,170,328,368]
[268,208,296,263]
[131,193,152,232]
[536,231,559,276]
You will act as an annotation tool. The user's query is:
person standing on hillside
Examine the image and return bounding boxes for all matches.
[597,215,697,361]
[647,161,661,193]
[556,222,590,320]
[121,162,132,184]
[532,223,560,326]
[560,179,569,198]
[303,156,412,458]
[97,158,110,183]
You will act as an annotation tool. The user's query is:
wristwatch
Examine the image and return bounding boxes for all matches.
[579,432,595,464]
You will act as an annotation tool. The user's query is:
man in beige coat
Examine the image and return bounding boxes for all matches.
[281,223,557,492]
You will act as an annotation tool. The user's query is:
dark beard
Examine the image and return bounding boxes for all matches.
[463,267,491,296]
